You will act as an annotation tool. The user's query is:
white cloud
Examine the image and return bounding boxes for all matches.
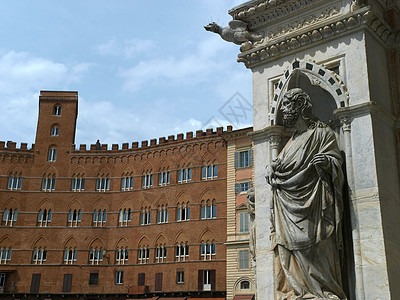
[0,51,91,144]
[96,38,156,59]
[119,36,233,93]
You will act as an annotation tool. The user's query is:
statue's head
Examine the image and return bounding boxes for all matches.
[280,88,318,127]
[204,22,219,33]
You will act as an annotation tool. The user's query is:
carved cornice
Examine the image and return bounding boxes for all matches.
[334,101,397,128]
[237,9,399,69]
[229,0,333,30]
[248,125,293,142]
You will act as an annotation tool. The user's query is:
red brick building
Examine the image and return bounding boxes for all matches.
[0,91,229,299]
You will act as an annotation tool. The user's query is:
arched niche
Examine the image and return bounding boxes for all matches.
[269,60,349,131]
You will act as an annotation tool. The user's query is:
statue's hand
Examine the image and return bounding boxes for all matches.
[310,153,329,169]
[265,165,277,187]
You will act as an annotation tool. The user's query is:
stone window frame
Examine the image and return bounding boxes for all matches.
[2,208,18,226]
[37,209,52,227]
[8,172,22,190]
[32,247,47,264]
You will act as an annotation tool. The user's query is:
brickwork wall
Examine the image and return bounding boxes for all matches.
[0,91,228,297]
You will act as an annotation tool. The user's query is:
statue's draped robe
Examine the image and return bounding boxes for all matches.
[272,123,347,299]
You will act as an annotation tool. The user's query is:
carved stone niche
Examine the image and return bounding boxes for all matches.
[270,60,348,134]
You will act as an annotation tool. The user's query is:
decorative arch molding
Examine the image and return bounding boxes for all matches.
[175,191,192,204]
[269,59,349,127]
[199,188,217,201]
[117,197,133,209]
[66,199,83,211]
[96,166,110,176]
[0,235,12,247]
[42,165,58,177]
[154,194,168,207]
[36,198,54,211]
[92,199,109,211]
[142,161,153,173]
[114,236,129,248]
[71,165,85,176]
[174,230,190,244]
[88,237,104,248]
[63,236,78,248]
[199,228,215,243]
[137,235,150,247]
[233,277,256,294]
[140,197,152,208]
[32,236,47,248]
[201,150,214,163]
[2,197,19,210]
[157,158,169,171]
[154,233,168,246]
[121,164,134,174]
[7,163,23,174]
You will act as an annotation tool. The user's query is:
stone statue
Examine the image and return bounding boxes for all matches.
[265,88,347,299]
[247,187,256,264]
[204,20,263,45]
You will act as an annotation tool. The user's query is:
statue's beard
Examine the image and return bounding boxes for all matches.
[282,109,299,127]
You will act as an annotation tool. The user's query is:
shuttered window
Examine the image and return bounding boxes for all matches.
[239,250,250,269]
[234,149,253,168]
[30,273,41,293]
[138,273,145,286]
[239,212,249,233]
[62,274,72,292]
[155,273,163,291]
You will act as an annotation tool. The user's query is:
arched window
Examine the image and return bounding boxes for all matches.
[142,172,153,188]
[64,247,77,264]
[33,247,47,264]
[159,169,170,186]
[116,246,129,265]
[93,209,107,227]
[8,172,22,190]
[96,175,110,192]
[37,209,52,227]
[201,200,217,219]
[140,207,151,225]
[201,241,216,260]
[138,246,149,264]
[0,247,12,264]
[202,163,218,180]
[121,173,134,191]
[48,147,57,162]
[71,174,85,192]
[53,105,62,116]
[175,242,189,262]
[68,209,81,227]
[2,208,17,226]
[155,245,167,263]
[157,205,168,224]
[89,248,103,265]
[118,208,131,226]
[42,174,56,191]
[177,202,190,222]
[50,125,59,136]
[178,165,192,183]
[240,280,250,290]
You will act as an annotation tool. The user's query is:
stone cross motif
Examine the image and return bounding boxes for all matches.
[266,88,347,299]
[204,20,263,46]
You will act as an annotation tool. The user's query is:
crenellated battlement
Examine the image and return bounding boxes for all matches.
[0,141,34,152]
[72,126,233,153]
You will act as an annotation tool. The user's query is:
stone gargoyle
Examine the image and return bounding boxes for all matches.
[204,20,263,45]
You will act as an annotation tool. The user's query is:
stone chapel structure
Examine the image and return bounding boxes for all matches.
[217,0,400,299]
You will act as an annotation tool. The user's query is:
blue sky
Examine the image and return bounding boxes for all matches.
[0,1,252,147]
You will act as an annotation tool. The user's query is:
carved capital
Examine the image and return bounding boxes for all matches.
[269,135,282,149]
[341,117,352,132]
